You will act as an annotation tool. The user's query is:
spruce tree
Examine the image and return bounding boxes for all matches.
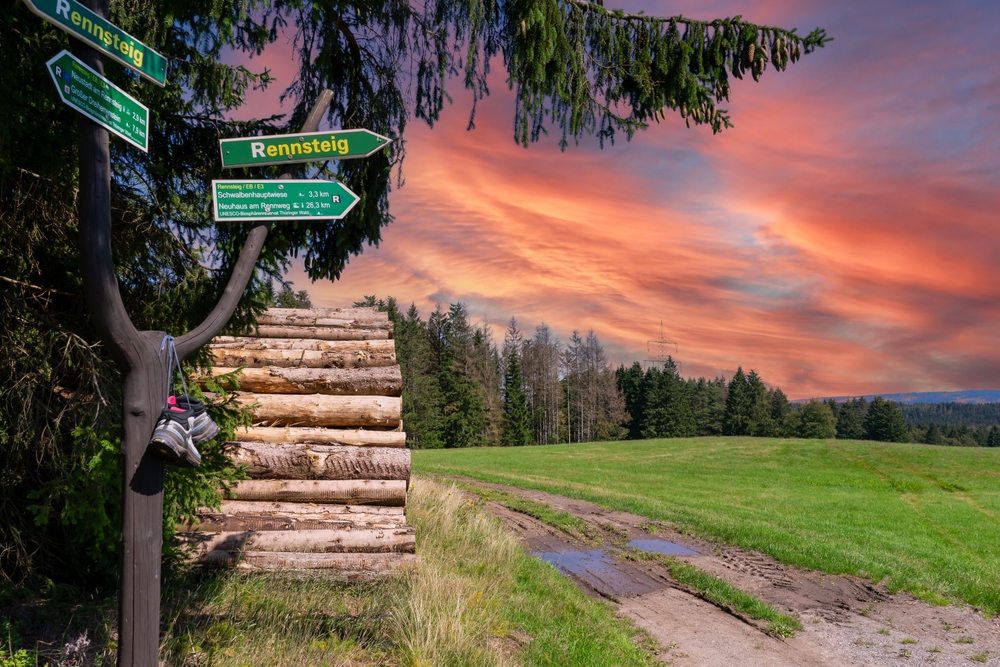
[616,362,647,439]
[723,367,751,435]
[746,370,776,436]
[988,425,1000,448]
[689,377,727,436]
[863,397,908,443]
[501,319,532,446]
[925,423,945,446]
[836,398,868,440]
[770,387,791,434]
[640,358,695,438]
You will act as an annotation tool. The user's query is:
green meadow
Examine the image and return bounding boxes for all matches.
[414,437,1000,614]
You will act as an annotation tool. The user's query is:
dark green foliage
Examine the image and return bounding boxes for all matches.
[723,367,751,436]
[899,402,1000,428]
[836,397,868,440]
[617,362,647,440]
[271,283,313,309]
[502,320,533,447]
[925,423,945,445]
[744,371,776,437]
[863,397,908,443]
[639,359,695,439]
[793,401,837,439]
[770,388,791,428]
[689,377,727,436]
[989,426,1000,448]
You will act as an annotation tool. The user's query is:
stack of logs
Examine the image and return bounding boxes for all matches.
[178,307,417,577]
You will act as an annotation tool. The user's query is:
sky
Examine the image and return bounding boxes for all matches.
[230,0,1000,399]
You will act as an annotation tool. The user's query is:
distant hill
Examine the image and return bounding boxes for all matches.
[795,390,1000,405]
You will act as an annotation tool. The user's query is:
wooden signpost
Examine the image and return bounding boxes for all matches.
[29,0,390,661]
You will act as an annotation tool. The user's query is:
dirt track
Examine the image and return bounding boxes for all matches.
[452,478,1000,667]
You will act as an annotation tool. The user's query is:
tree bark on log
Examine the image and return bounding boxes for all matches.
[223,442,411,481]
[208,339,396,369]
[181,526,416,555]
[181,513,403,532]
[198,551,418,574]
[255,325,389,341]
[228,479,407,505]
[199,366,402,396]
[237,394,401,428]
[214,500,405,519]
[257,308,389,326]
[233,426,406,447]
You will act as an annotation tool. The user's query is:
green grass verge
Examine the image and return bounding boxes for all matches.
[626,550,801,637]
[413,437,1000,614]
[151,478,660,666]
[457,482,599,543]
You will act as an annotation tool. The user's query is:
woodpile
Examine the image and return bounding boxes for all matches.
[178,307,416,577]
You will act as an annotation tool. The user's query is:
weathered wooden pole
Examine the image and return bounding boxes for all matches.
[72,7,333,657]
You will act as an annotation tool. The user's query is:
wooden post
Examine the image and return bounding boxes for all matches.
[72,10,334,659]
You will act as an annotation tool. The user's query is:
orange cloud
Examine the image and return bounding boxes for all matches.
[232,1,1000,399]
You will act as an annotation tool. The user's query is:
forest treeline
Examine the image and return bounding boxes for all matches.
[362,297,1000,449]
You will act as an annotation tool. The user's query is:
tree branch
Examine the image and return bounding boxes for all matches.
[175,88,334,358]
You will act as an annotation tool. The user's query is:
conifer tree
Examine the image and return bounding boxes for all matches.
[836,397,868,440]
[745,370,776,436]
[863,397,909,443]
[925,422,945,446]
[723,367,750,435]
[438,304,488,447]
[640,358,695,438]
[617,362,648,439]
[688,376,727,436]
[988,425,1000,448]
[501,319,532,446]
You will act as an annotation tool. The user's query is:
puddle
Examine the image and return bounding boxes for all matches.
[532,548,664,597]
[629,539,699,556]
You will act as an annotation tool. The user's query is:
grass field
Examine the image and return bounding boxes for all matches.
[413,437,1000,614]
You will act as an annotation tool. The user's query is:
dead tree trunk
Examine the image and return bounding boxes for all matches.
[73,19,333,661]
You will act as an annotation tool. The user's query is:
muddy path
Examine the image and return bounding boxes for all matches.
[446,477,1000,667]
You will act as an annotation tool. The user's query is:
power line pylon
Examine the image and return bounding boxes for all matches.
[644,321,679,370]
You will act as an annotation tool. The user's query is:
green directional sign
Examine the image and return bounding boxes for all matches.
[24,0,167,86]
[212,180,360,222]
[219,129,391,168]
[48,50,149,152]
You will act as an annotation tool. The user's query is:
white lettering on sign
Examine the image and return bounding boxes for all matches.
[251,142,265,158]
[56,0,71,19]
[332,196,340,203]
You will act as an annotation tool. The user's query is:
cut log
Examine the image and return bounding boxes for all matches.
[210,337,394,351]
[197,550,418,575]
[181,526,416,555]
[258,307,390,327]
[233,426,406,448]
[214,500,405,520]
[199,366,402,396]
[236,394,401,428]
[255,326,389,341]
[208,339,396,369]
[223,442,411,481]
[181,513,403,533]
[228,479,406,505]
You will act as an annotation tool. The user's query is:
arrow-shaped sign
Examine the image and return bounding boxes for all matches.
[219,129,391,168]
[24,0,167,86]
[48,50,149,152]
[212,180,360,222]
